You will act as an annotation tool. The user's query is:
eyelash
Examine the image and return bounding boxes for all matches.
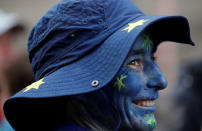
[127,56,157,70]
[129,59,141,65]
[127,59,143,71]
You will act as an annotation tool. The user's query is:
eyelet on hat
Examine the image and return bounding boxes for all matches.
[82,18,88,24]
[91,80,99,87]
[70,33,76,38]
[97,19,103,24]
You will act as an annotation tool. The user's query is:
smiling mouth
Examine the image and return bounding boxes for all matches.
[133,100,155,107]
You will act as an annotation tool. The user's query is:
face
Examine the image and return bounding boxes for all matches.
[111,33,168,130]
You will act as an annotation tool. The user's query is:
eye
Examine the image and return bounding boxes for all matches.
[127,59,143,71]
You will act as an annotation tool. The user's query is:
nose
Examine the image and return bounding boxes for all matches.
[146,64,168,90]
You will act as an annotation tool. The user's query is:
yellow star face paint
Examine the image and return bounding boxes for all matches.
[113,75,127,91]
[110,32,167,130]
[122,19,149,33]
[23,78,45,93]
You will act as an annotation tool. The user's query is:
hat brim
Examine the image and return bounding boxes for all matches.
[6,15,194,99]
[4,15,194,130]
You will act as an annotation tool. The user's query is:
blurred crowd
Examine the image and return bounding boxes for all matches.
[0,7,201,131]
[0,9,34,130]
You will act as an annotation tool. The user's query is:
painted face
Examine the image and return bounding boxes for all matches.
[111,33,168,130]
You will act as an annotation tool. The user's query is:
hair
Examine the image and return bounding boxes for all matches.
[65,87,120,131]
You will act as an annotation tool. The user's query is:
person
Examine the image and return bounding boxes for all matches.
[0,9,23,131]
[173,60,202,131]
[0,9,20,106]
[3,0,194,130]
[0,53,34,131]
[1,53,35,96]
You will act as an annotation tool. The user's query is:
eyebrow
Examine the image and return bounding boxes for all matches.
[130,49,145,55]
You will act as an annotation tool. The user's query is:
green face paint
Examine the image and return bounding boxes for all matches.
[142,33,153,53]
[143,114,157,130]
[113,74,127,91]
[110,32,166,131]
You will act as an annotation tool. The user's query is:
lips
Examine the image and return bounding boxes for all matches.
[133,100,155,107]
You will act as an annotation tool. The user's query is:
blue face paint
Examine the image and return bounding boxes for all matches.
[111,33,168,130]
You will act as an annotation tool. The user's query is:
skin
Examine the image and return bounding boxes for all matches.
[67,33,167,131]
[111,33,168,131]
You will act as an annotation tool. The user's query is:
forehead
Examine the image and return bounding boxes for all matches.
[132,33,156,54]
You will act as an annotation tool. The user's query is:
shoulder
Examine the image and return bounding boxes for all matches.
[54,121,91,131]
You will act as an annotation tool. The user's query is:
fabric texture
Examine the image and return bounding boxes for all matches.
[55,122,91,131]
[4,0,194,130]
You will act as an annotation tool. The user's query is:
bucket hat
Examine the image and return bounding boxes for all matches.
[4,0,194,129]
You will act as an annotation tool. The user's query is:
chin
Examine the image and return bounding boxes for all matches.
[132,114,157,131]
[120,98,157,131]
[120,114,157,131]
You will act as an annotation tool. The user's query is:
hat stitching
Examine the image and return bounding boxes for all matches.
[40,16,143,80]
[23,29,131,95]
[37,29,99,79]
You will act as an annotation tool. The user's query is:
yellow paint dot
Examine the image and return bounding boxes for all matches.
[122,19,149,33]
[23,78,45,93]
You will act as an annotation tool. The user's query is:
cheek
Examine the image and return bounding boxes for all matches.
[124,72,143,95]
[114,68,144,96]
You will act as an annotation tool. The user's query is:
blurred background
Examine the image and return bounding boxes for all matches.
[0,0,201,130]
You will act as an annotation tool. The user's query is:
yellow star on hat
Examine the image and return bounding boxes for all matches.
[122,19,149,33]
[23,78,45,93]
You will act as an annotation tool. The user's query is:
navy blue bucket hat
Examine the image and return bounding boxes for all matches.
[4,0,194,129]
[6,0,194,98]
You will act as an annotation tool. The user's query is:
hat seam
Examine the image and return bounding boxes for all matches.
[39,14,143,80]
[20,34,130,96]
[36,30,96,79]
